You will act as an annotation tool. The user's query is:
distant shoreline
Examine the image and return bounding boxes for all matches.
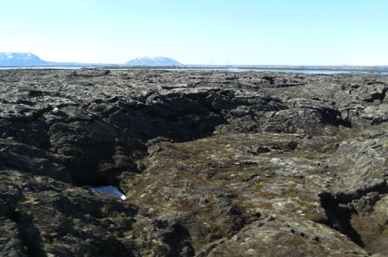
[107,65,388,73]
[1,65,388,73]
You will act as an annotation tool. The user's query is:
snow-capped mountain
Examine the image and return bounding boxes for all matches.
[126,56,182,66]
[0,53,183,67]
[0,52,48,66]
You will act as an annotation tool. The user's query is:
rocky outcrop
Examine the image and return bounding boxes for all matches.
[0,69,387,256]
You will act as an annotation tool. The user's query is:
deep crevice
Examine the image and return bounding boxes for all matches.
[12,210,47,257]
[318,180,388,248]
[319,192,364,247]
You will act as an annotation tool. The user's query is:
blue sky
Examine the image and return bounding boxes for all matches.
[1,0,387,65]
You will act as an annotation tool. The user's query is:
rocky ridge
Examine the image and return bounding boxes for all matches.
[0,69,387,256]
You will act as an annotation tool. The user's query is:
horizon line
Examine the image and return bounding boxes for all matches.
[1,52,387,67]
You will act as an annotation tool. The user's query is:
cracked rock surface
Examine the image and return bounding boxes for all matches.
[0,69,387,256]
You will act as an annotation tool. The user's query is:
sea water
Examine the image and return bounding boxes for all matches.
[88,185,126,200]
[1,66,388,76]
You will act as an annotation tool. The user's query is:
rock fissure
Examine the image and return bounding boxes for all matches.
[14,212,46,257]
[318,179,388,251]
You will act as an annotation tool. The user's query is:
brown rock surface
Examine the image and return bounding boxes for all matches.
[0,69,387,256]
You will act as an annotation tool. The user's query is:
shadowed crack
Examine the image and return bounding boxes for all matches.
[319,192,365,247]
[10,210,46,257]
[318,180,388,249]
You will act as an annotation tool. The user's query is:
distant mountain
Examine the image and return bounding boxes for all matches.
[126,57,182,66]
[0,52,48,66]
[0,53,183,67]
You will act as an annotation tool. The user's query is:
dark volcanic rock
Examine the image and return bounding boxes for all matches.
[0,69,387,256]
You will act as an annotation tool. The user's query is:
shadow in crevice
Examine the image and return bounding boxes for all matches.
[162,223,195,257]
[318,192,364,247]
[10,210,47,257]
